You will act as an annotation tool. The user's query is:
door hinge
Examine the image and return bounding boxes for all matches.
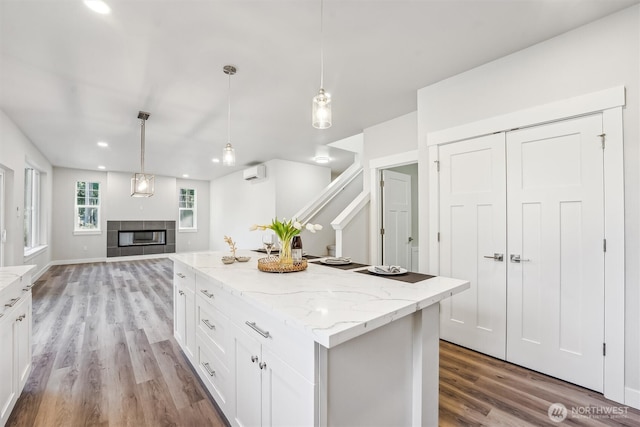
[603,238,607,252]
[380,228,385,236]
[598,133,606,149]
[603,343,606,356]
[437,232,440,242]
[434,160,440,172]
[380,179,384,188]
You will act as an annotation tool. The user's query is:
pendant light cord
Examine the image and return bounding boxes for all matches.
[140,118,145,174]
[319,0,324,89]
[227,71,232,143]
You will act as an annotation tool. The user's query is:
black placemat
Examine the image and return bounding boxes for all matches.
[355,269,435,284]
[315,261,370,270]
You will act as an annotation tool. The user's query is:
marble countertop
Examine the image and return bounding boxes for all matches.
[171,251,469,348]
[0,265,36,293]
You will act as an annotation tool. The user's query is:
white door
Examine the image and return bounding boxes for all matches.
[0,169,4,267]
[439,133,507,359]
[506,114,604,392]
[381,170,412,269]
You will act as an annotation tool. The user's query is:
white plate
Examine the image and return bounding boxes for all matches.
[321,258,351,266]
[367,266,408,276]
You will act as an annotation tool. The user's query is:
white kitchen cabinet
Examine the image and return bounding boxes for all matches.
[0,266,34,427]
[171,253,468,426]
[173,263,196,362]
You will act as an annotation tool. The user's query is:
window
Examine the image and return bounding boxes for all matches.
[24,167,41,251]
[75,181,101,232]
[179,188,197,230]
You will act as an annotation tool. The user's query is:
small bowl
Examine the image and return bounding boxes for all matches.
[221,256,236,264]
[235,256,251,262]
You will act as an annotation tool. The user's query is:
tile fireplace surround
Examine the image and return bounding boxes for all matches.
[107,220,175,257]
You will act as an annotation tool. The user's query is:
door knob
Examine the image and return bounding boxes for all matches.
[510,254,530,263]
[408,236,414,243]
[483,253,504,262]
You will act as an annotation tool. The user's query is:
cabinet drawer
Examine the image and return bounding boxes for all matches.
[195,274,230,308]
[235,303,316,383]
[0,281,28,318]
[196,301,230,363]
[197,338,232,413]
[173,262,195,291]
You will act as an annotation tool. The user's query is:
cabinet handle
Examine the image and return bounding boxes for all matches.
[16,314,25,322]
[23,283,34,290]
[177,273,186,279]
[259,362,267,370]
[5,298,19,308]
[245,321,270,339]
[200,290,214,299]
[202,319,216,330]
[202,362,215,376]
[251,355,258,363]
[178,290,185,296]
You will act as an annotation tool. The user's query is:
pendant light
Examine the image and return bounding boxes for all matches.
[312,0,331,129]
[223,65,237,166]
[131,111,154,197]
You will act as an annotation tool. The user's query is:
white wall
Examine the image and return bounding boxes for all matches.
[0,109,53,276]
[51,168,210,261]
[417,5,640,400]
[210,159,331,253]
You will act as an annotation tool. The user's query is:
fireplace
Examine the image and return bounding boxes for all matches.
[118,230,166,247]
[107,220,175,257]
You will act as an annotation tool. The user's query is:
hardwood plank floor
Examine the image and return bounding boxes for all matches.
[7,258,640,426]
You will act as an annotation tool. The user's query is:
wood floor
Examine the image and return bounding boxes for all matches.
[7,258,640,427]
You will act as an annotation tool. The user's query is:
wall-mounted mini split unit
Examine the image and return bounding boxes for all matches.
[243,164,266,181]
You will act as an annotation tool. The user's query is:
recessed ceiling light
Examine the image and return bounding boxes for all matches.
[182,174,189,178]
[97,141,108,147]
[212,158,220,163]
[314,156,331,164]
[98,165,106,170]
[84,0,111,14]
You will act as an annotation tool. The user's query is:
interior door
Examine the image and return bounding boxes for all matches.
[506,114,604,392]
[439,133,507,359]
[0,169,4,267]
[381,170,411,269]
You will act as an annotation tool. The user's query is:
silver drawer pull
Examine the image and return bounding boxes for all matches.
[178,290,185,296]
[483,253,504,262]
[201,290,214,299]
[202,319,216,330]
[16,314,25,322]
[177,272,186,279]
[23,283,34,290]
[259,362,267,370]
[202,362,215,376]
[245,321,270,339]
[251,355,258,363]
[510,254,531,263]
[5,298,19,308]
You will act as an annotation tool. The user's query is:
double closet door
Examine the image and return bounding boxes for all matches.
[438,114,605,392]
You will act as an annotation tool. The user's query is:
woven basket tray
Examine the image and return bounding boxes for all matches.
[257,257,307,273]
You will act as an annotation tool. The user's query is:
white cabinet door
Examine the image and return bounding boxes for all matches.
[261,346,314,427]
[506,114,604,392]
[184,287,196,360]
[232,324,262,427]
[14,294,32,390]
[439,133,508,359]
[174,284,187,347]
[0,313,16,426]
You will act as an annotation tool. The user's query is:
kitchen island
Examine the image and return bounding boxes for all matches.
[171,251,468,427]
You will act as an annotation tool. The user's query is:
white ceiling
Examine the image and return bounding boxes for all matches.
[1,0,638,181]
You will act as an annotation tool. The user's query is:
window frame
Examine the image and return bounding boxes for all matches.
[74,180,102,235]
[23,166,41,253]
[178,187,197,232]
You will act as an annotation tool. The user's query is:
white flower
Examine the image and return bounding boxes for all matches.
[314,224,323,231]
[293,221,302,230]
[249,224,258,231]
[305,223,316,233]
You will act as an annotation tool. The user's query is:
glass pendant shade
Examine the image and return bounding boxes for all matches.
[222,142,236,166]
[312,88,331,129]
[131,173,155,197]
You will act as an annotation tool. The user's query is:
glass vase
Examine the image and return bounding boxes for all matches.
[279,237,293,265]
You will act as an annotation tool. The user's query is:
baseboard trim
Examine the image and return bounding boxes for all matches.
[105,253,169,263]
[626,387,640,410]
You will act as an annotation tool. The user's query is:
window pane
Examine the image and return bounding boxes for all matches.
[180,209,194,228]
[77,207,99,229]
